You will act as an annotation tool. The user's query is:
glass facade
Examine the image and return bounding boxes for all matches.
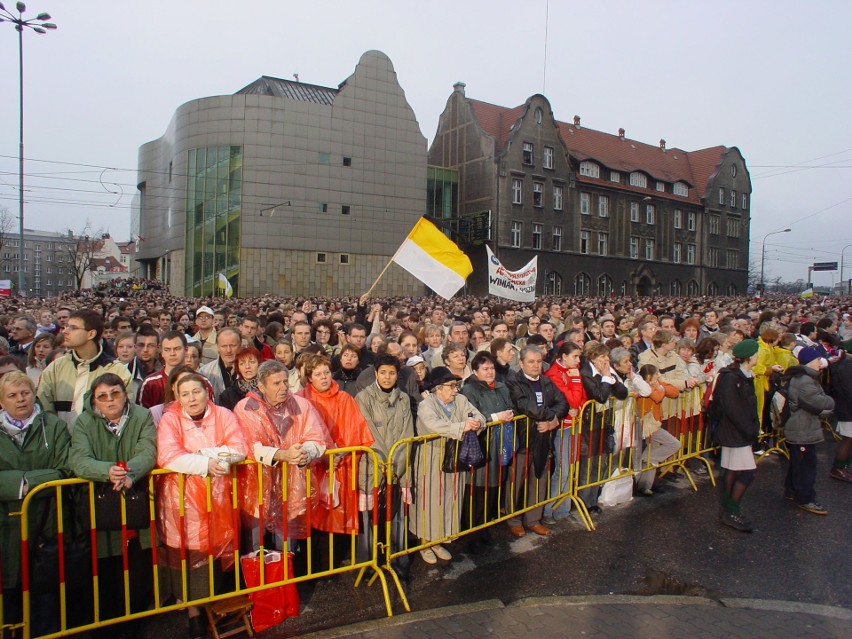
[185,146,242,297]
[426,166,459,221]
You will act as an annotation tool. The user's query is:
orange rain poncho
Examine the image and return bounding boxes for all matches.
[298,380,374,534]
[156,401,249,569]
[234,390,333,539]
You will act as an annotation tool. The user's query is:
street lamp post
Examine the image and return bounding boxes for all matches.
[841,243,852,295]
[0,2,57,295]
[759,228,791,296]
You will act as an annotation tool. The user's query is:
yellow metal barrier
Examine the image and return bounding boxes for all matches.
[13,448,391,639]
[11,392,781,637]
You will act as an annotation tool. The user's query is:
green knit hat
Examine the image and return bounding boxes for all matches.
[732,339,759,359]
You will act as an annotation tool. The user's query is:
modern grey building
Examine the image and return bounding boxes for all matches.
[428,84,751,297]
[135,51,428,298]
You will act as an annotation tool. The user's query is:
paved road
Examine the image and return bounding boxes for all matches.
[134,445,851,638]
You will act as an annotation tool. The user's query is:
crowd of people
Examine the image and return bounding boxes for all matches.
[1,284,850,639]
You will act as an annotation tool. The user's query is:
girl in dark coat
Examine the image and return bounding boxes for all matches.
[712,339,760,532]
[828,340,852,482]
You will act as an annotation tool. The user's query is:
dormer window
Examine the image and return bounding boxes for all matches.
[579,161,600,178]
[629,172,647,188]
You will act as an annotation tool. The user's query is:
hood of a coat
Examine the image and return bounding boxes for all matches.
[785,364,819,379]
[306,379,341,401]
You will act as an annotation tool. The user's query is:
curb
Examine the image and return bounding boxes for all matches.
[294,594,852,638]
[295,599,506,639]
[509,594,719,608]
[720,597,852,621]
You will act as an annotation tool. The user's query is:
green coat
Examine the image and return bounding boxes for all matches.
[69,393,157,558]
[0,408,71,590]
[461,378,514,487]
[356,383,415,489]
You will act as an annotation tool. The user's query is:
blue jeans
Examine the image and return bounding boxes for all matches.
[544,427,573,518]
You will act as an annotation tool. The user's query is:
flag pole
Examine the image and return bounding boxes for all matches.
[364,251,399,298]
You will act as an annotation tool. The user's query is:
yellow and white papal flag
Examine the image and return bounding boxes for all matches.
[217,272,234,299]
[392,218,473,299]
[800,288,814,299]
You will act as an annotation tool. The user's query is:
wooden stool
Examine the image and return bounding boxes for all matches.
[204,595,255,639]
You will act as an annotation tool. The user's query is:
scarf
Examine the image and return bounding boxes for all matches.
[237,378,259,395]
[1,405,41,447]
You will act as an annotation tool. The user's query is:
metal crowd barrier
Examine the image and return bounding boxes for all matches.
[6,388,798,638]
[7,448,392,639]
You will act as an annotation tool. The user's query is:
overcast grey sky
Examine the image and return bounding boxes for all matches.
[1,0,850,288]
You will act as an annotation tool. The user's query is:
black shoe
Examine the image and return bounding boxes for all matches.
[649,484,667,495]
[588,505,602,515]
[188,614,207,639]
[720,511,753,533]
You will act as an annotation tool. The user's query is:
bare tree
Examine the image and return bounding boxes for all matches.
[0,206,14,271]
[64,222,104,290]
[746,257,761,294]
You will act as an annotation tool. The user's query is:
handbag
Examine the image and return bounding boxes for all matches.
[499,421,515,466]
[80,481,151,531]
[240,550,300,632]
[442,431,486,473]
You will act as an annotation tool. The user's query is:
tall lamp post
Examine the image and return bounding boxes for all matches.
[0,2,57,295]
[841,243,852,295]
[759,228,791,296]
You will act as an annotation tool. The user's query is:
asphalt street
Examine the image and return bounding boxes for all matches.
[129,443,850,638]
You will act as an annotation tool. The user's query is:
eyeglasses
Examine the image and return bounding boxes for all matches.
[316,329,330,335]
[94,390,125,402]
[64,325,87,332]
[440,383,460,390]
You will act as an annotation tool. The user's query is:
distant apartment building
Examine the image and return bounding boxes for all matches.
[1,229,76,297]
[136,50,427,298]
[428,83,751,297]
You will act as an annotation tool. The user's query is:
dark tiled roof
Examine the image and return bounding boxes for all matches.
[236,76,337,105]
[466,98,726,204]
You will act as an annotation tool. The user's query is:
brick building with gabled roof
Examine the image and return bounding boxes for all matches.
[429,83,751,297]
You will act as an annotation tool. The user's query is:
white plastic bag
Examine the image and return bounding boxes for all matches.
[599,468,634,507]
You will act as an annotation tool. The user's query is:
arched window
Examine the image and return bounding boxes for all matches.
[545,271,563,296]
[687,280,699,297]
[707,281,719,296]
[670,279,682,296]
[726,283,737,296]
[574,272,591,296]
[597,274,613,297]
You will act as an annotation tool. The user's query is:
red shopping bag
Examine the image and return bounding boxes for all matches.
[240,550,300,631]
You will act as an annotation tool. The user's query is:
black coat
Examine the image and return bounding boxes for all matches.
[579,362,628,454]
[505,370,568,478]
[829,355,852,422]
[713,365,759,447]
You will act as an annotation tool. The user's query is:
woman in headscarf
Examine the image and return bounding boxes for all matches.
[156,373,248,639]
[297,354,373,567]
[219,347,260,411]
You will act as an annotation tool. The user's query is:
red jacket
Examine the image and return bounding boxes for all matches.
[544,360,588,426]
[137,368,213,408]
